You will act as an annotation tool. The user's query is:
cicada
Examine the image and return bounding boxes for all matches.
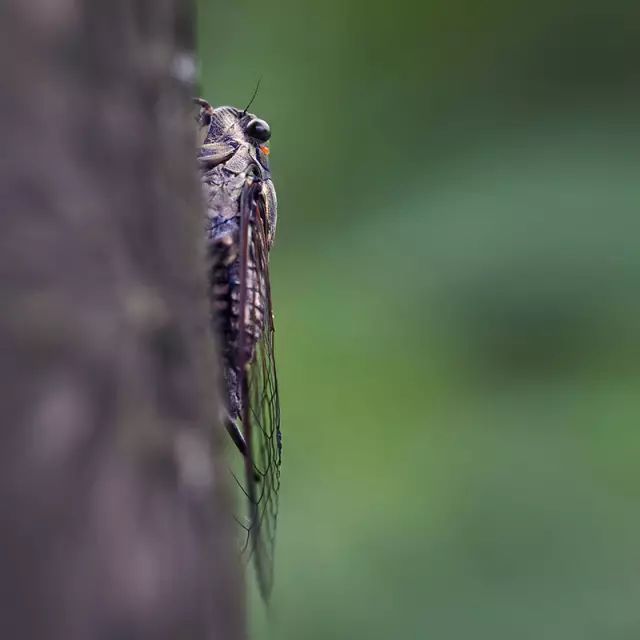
[194,97,281,601]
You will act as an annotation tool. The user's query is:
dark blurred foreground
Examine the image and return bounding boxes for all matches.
[0,3,242,639]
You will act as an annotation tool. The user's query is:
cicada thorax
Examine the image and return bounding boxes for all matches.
[203,163,268,417]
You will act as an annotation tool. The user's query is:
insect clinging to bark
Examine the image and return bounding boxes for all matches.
[195,96,282,601]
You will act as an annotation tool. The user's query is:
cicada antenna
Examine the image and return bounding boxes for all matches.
[241,77,262,117]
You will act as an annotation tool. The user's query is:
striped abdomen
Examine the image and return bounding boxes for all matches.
[208,229,266,420]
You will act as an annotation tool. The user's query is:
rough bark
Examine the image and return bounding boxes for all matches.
[0,2,244,639]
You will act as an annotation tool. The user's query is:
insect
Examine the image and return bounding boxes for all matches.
[194,97,281,601]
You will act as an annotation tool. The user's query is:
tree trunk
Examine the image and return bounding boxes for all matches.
[0,2,244,638]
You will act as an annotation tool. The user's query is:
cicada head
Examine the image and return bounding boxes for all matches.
[194,99,271,168]
[194,97,278,244]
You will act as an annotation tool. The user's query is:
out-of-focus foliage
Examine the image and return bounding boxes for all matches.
[198,1,640,638]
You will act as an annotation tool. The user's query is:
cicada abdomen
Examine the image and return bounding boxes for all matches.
[195,98,281,601]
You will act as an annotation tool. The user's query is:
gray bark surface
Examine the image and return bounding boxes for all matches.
[0,2,244,638]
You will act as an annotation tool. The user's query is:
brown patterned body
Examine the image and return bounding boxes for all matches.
[195,99,281,601]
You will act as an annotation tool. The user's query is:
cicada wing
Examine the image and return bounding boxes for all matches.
[236,180,282,601]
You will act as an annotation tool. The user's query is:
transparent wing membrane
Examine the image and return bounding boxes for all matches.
[236,180,282,600]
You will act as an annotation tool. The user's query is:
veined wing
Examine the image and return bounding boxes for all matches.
[236,178,282,601]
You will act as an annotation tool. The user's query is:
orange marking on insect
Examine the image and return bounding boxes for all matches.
[260,145,270,156]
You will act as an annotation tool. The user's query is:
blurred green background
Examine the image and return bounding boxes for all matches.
[197,1,640,638]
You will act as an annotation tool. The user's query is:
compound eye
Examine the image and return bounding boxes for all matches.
[246,118,271,142]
